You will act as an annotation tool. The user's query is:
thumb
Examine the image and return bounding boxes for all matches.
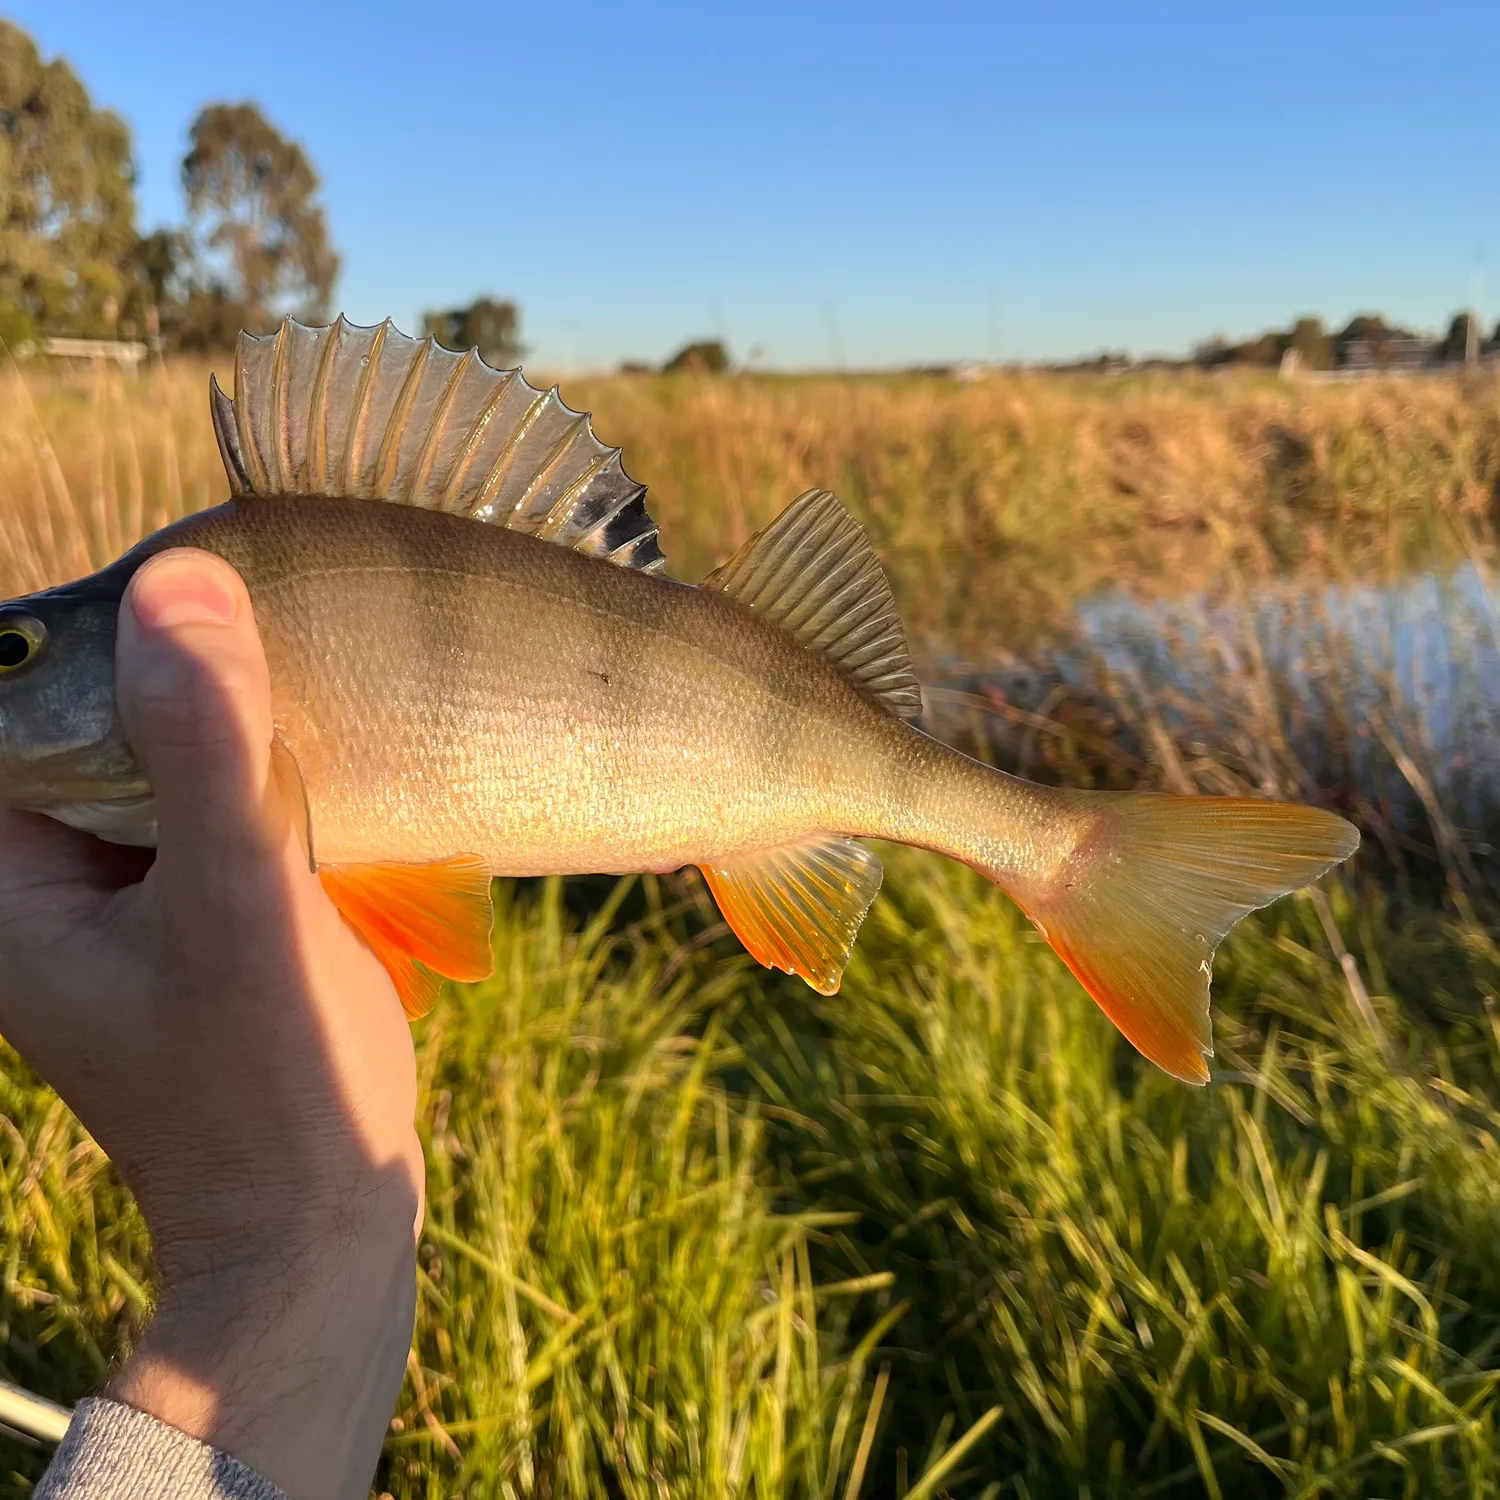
[117,549,280,874]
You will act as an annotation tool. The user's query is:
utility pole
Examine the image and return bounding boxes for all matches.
[1468,254,1485,368]
[821,303,845,371]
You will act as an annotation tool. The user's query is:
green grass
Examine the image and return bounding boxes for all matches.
[4,862,1498,1497]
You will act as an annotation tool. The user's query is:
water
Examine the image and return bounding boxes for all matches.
[928,563,1500,840]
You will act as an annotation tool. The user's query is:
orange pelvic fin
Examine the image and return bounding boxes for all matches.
[1018,794,1359,1084]
[700,837,883,995]
[318,855,495,1019]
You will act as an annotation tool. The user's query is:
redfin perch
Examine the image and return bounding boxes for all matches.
[0,319,1358,1082]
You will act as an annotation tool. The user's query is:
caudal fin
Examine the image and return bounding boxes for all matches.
[1016,794,1358,1084]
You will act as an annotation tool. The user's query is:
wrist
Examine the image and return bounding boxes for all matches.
[110,1183,419,1500]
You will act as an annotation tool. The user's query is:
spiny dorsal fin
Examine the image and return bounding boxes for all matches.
[703,489,922,717]
[210,316,666,574]
[700,836,883,995]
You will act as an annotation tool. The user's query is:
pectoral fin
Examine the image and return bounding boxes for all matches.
[270,736,316,871]
[318,856,495,1019]
[699,837,883,995]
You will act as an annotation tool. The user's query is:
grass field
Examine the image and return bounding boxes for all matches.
[2,359,1499,1497]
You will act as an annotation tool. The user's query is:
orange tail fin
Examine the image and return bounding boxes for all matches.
[1014,794,1358,1083]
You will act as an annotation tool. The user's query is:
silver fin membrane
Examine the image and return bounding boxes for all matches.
[703,488,922,717]
[210,317,665,574]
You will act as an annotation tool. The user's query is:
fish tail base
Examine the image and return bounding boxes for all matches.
[993,792,1358,1083]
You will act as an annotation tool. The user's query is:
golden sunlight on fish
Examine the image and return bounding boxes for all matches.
[0,318,1359,1083]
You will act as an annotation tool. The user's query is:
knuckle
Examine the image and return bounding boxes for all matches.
[128,671,236,753]
[122,646,264,758]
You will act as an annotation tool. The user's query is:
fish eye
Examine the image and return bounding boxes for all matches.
[0,618,44,674]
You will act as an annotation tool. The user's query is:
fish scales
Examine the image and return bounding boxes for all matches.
[183,495,948,875]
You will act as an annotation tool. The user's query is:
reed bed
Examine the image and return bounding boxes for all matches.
[1,359,1498,1496]
[6,360,1500,636]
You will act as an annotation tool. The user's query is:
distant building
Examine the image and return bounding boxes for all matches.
[1339,336,1435,373]
[16,336,150,375]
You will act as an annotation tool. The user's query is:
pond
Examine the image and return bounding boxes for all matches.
[925,562,1500,843]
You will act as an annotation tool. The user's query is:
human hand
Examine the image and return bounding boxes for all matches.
[0,549,422,1500]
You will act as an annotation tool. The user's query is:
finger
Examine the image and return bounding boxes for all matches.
[0,809,149,1023]
[0,808,152,905]
[116,550,281,876]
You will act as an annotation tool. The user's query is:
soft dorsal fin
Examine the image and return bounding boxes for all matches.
[210,317,665,574]
[699,836,883,995]
[702,489,922,717]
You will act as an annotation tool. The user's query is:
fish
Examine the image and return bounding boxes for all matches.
[0,317,1359,1083]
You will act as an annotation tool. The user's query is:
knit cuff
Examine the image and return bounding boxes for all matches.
[33,1398,288,1500]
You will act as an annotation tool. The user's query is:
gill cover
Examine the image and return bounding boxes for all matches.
[0,571,153,844]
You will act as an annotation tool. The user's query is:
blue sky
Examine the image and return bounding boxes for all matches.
[10,1,1498,368]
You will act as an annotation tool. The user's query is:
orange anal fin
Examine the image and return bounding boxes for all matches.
[700,837,882,996]
[318,855,495,1020]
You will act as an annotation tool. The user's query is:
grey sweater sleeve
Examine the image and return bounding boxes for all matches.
[33,1399,289,1500]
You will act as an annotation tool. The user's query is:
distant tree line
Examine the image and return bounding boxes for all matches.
[617,340,732,375]
[0,19,337,351]
[661,340,729,374]
[0,18,521,360]
[421,298,525,368]
[1194,311,1498,371]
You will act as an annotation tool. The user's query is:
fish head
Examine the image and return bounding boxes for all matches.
[0,561,152,831]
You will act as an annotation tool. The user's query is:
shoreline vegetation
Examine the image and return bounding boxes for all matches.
[2,364,1498,1496]
[8,362,1499,634]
